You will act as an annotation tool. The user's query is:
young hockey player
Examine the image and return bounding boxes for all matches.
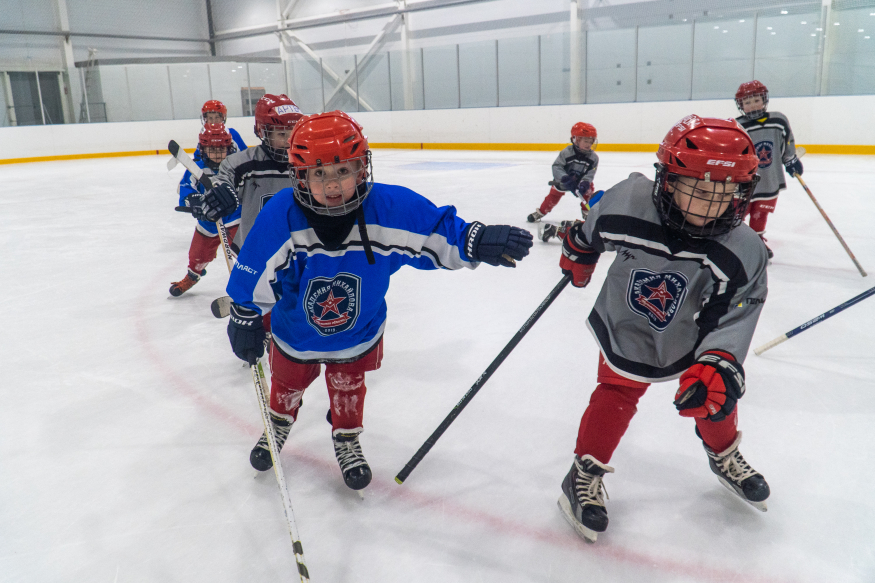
[527,122,599,225]
[201,94,303,253]
[197,100,247,152]
[557,115,770,543]
[170,123,241,297]
[735,80,802,259]
[224,111,533,491]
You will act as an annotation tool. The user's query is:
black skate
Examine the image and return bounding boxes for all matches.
[759,235,774,261]
[169,268,206,297]
[333,432,372,490]
[557,454,614,543]
[527,209,545,223]
[539,223,558,242]
[250,412,294,472]
[704,431,769,512]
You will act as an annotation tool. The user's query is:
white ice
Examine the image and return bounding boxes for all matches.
[2,148,874,583]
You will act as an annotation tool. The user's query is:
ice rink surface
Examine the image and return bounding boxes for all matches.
[2,148,874,583]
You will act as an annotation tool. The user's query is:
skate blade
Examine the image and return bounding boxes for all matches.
[717,477,768,512]
[357,491,365,500]
[557,495,598,543]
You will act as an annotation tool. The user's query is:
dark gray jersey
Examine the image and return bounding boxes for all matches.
[552,145,599,190]
[215,145,291,251]
[572,173,769,383]
[736,112,796,201]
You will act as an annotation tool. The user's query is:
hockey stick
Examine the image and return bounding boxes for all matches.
[169,141,307,578]
[754,284,875,355]
[793,174,866,277]
[395,274,572,484]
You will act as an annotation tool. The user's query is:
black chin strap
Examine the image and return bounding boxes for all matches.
[356,205,376,265]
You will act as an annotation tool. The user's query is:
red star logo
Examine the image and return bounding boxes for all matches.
[645,281,674,310]
[316,290,345,318]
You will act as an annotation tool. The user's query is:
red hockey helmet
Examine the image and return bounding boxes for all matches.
[653,115,759,238]
[201,100,227,124]
[254,94,304,162]
[288,110,373,216]
[571,122,597,139]
[198,123,235,170]
[734,80,769,118]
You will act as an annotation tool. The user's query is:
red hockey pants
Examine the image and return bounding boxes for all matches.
[574,354,739,463]
[268,339,384,434]
[538,186,590,217]
[187,225,239,273]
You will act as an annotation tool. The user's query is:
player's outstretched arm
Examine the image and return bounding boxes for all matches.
[673,351,745,422]
[559,222,599,287]
[464,222,533,267]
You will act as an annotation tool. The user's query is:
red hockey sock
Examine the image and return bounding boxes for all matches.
[695,409,738,453]
[746,200,775,235]
[574,355,650,463]
[539,187,565,214]
[187,230,221,273]
[268,345,320,419]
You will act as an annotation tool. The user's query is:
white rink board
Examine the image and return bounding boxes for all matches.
[1,94,874,161]
[1,149,873,583]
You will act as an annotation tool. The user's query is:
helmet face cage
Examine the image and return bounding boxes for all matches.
[652,165,758,239]
[291,150,374,217]
[260,124,296,163]
[201,144,236,171]
[735,87,769,119]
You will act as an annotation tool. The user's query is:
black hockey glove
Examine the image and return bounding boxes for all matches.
[465,222,533,268]
[228,303,266,365]
[574,180,592,200]
[674,351,745,422]
[203,183,239,222]
[559,172,581,192]
[185,192,208,221]
[784,156,803,177]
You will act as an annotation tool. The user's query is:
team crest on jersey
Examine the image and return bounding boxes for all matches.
[303,273,361,336]
[626,269,689,332]
[755,140,774,169]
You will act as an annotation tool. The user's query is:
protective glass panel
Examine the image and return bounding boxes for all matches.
[356,52,391,113]
[825,7,875,95]
[587,28,636,103]
[498,36,539,107]
[637,24,694,102]
[286,53,324,115]
[754,11,822,97]
[692,18,756,100]
[321,54,358,112]
[97,65,132,123]
[540,31,570,106]
[422,45,459,110]
[208,63,247,118]
[459,40,497,108]
[388,49,424,111]
[126,64,173,121]
[167,64,211,120]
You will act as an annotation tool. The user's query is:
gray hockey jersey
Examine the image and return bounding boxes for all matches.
[572,173,768,383]
[215,145,291,251]
[736,112,797,202]
[552,145,599,191]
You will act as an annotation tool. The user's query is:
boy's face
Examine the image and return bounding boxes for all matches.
[741,95,765,114]
[668,175,737,227]
[203,145,228,165]
[267,127,293,149]
[204,111,225,123]
[573,136,595,150]
[305,160,363,208]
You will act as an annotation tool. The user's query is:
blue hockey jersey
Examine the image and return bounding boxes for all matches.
[193,127,247,161]
[227,183,478,362]
[177,158,242,235]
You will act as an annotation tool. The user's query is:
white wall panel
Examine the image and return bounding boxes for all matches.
[0,96,873,162]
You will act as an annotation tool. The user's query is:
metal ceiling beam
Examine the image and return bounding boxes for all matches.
[213,0,498,42]
[0,29,210,43]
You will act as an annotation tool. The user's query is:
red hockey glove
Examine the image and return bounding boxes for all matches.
[674,351,745,422]
[559,222,599,287]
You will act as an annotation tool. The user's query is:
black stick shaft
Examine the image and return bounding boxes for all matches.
[395,275,571,484]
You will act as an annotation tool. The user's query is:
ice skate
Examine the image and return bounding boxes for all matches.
[250,412,294,471]
[333,431,372,490]
[704,431,770,512]
[539,223,558,242]
[527,208,545,223]
[557,454,614,543]
[169,268,206,297]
